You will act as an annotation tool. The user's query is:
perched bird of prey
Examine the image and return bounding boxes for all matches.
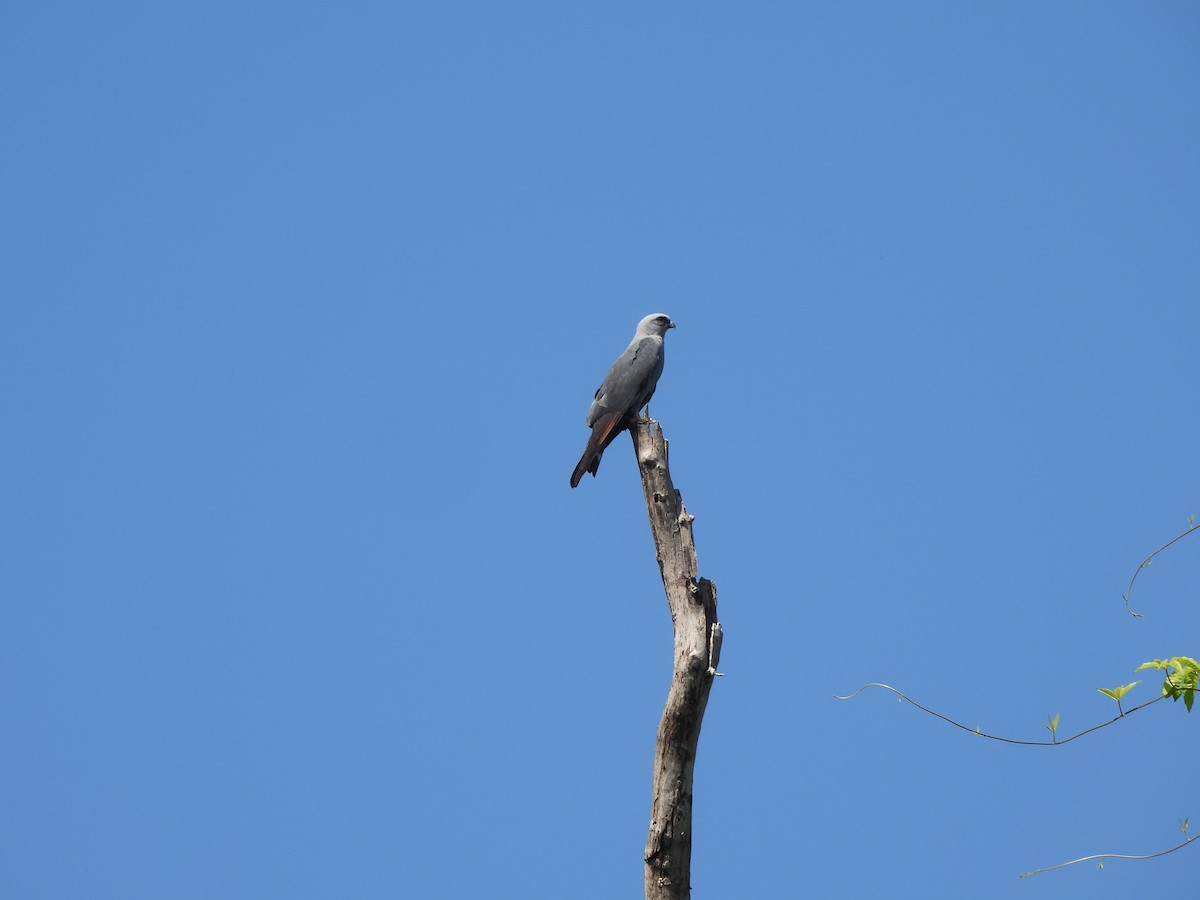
[570,313,675,488]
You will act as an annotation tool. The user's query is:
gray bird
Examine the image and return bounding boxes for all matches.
[571,313,675,488]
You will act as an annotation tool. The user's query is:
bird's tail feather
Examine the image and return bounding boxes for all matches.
[570,439,601,488]
[569,413,627,488]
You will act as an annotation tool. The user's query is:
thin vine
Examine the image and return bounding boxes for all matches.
[1123,515,1198,617]
[1020,821,1195,878]
[834,682,1165,746]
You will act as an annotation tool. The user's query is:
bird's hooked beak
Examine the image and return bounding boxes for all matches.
[668,321,677,329]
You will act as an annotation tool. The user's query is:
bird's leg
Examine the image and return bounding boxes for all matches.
[641,402,651,421]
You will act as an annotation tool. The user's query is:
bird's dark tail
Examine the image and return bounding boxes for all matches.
[570,437,603,488]
[569,412,627,488]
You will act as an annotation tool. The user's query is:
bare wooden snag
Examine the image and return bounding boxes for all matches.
[631,420,722,900]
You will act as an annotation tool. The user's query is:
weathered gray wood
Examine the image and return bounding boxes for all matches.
[631,420,722,900]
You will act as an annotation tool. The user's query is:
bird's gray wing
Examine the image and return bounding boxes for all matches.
[585,337,665,426]
[570,337,665,488]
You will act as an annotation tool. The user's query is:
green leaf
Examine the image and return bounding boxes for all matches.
[1044,711,1060,738]
[1098,681,1140,702]
[1132,656,1198,710]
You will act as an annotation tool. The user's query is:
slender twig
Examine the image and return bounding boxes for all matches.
[1019,832,1199,877]
[1123,522,1200,617]
[834,683,1165,746]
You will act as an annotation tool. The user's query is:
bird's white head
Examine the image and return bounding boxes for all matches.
[635,313,676,338]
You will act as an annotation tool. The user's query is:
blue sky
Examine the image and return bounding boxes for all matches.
[3,3,1197,897]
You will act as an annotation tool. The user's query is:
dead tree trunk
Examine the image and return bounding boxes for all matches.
[631,420,722,900]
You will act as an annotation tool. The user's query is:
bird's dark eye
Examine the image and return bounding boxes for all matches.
[656,316,669,323]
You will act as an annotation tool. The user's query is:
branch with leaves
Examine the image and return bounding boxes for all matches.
[837,657,1196,745]
[1135,656,1198,712]
[832,681,1162,746]
[840,516,1198,876]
